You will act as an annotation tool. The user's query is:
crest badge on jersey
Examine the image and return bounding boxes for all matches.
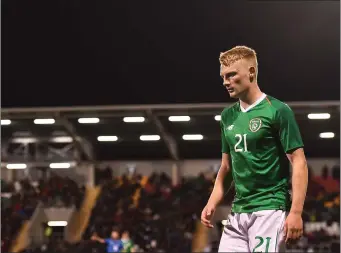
[249,118,262,132]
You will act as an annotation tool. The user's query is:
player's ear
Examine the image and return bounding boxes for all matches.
[249,67,256,82]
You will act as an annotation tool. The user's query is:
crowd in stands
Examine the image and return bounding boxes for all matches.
[1,179,38,252]
[83,169,213,252]
[1,173,85,253]
[286,164,340,252]
[2,162,340,253]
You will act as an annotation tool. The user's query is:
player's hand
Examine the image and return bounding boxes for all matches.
[283,212,303,244]
[201,204,216,228]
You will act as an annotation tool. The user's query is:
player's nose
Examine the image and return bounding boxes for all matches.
[223,81,231,88]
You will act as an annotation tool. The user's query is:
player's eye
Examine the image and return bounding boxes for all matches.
[227,72,236,78]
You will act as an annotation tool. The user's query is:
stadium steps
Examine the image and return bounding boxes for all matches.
[65,185,102,243]
[9,221,31,253]
[9,202,44,253]
[132,176,148,207]
[191,221,209,252]
[132,188,141,207]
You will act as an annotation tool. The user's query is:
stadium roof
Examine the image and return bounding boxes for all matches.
[1,101,339,165]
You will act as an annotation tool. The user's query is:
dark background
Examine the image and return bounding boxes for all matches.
[2,0,340,108]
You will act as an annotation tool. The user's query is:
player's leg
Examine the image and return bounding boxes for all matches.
[248,210,286,253]
[218,213,250,252]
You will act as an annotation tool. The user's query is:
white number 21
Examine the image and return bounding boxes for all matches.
[234,134,248,152]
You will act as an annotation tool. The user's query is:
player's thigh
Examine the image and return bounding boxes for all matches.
[218,213,250,252]
[248,210,286,253]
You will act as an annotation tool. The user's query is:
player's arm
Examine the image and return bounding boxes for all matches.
[276,104,308,214]
[287,148,308,215]
[201,119,231,228]
[276,104,308,241]
[208,119,232,207]
[207,153,231,207]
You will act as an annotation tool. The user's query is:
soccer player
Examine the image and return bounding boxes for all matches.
[91,229,124,253]
[201,46,308,252]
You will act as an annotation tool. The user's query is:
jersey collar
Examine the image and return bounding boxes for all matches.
[240,93,267,113]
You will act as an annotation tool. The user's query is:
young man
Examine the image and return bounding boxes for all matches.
[201,46,308,252]
[91,229,124,253]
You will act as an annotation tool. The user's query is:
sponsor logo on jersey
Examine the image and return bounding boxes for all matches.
[249,118,262,132]
[227,125,234,130]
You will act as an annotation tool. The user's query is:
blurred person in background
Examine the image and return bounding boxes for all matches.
[121,231,134,252]
[201,45,308,252]
[91,229,123,253]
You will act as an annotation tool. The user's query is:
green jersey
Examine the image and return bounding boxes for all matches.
[122,239,134,252]
[220,94,304,213]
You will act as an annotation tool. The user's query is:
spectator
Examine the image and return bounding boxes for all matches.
[91,229,124,253]
[121,231,134,252]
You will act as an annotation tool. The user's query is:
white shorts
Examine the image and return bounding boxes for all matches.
[218,210,286,253]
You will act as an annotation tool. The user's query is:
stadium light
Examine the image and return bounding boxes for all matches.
[140,135,161,141]
[51,136,73,143]
[97,136,118,142]
[1,119,11,125]
[168,116,190,122]
[34,118,55,125]
[319,132,335,139]
[214,115,221,121]
[47,221,68,227]
[6,164,27,169]
[12,137,38,144]
[49,163,71,169]
[78,118,100,124]
[182,134,203,141]
[123,117,145,123]
[308,113,330,120]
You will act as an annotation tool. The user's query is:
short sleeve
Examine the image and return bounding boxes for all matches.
[276,104,304,153]
[220,120,230,154]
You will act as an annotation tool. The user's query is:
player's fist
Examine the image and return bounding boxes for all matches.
[283,212,303,244]
[201,204,216,228]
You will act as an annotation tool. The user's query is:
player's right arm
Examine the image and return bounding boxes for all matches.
[201,119,231,228]
[207,153,231,207]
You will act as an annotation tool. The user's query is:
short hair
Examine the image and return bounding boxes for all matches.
[219,45,258,68]
[112,227,120,233]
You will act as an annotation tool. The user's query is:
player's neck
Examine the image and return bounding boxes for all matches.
[239,87,264,110]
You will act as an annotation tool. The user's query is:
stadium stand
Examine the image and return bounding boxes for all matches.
[1,162,338,253]
[1,174,85,253]
[1,102,339,253]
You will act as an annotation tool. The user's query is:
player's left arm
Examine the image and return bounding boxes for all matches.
[287,148,308,216]
[276,104,308,242]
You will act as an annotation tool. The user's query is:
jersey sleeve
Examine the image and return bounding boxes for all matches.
[220,120,230,154]
[275,104,304,153]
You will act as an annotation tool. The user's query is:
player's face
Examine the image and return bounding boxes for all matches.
[220,59,252,99]
[111,231,119,239]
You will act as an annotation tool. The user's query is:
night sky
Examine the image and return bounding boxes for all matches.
[2,0,340,108]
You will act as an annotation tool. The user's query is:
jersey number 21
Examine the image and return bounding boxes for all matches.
[234,134,248,152]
